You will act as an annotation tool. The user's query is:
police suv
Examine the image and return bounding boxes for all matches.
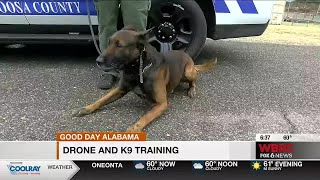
[0,0,274,57]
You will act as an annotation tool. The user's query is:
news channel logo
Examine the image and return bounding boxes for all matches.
[7,162,41,175]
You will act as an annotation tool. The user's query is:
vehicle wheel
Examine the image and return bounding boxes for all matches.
[148,0,207,59]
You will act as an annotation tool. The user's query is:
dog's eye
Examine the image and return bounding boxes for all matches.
[116,43,124,48]
[114,40,125,48]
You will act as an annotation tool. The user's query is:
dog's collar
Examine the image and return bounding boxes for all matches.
[139,46,152,84]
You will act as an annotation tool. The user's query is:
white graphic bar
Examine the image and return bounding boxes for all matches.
[0,141,56,160]
[0,141,256,160]
[58,141,255,160]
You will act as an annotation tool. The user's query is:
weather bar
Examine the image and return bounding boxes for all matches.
[69,161,320,178]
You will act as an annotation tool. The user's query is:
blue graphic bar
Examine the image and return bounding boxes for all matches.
[213,0,230,13]
[236,0,258,14]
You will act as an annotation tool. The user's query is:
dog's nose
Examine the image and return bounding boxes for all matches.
[96,56,104,67]
[96,62,103,68]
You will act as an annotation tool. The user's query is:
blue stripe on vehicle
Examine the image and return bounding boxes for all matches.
[236,0,258,14]
[213,0,230,13]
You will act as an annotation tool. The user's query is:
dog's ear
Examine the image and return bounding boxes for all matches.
[121,25,138,32]
[136,27,154,50]
[137,27,155,41]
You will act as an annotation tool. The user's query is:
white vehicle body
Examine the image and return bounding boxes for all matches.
[0,0,274,55]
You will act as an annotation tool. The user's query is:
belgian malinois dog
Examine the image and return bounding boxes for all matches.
[72,26,217,132]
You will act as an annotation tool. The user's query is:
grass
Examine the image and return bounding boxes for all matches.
[229,22,320,46]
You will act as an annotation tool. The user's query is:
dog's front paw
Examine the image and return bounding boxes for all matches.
[188,88,196,98]
[72,107,92,117]
[126,124,143,132]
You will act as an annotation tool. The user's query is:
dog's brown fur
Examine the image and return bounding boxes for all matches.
[72,26,217,132]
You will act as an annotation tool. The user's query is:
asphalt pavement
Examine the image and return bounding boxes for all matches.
[0,39,319,141]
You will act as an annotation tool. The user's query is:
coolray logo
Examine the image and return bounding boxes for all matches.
[7,165,18,175]
[7,162,41,176]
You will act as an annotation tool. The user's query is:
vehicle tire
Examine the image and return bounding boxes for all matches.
[148,0,207,59]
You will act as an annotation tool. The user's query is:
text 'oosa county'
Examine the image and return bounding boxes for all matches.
[0,1,82,15]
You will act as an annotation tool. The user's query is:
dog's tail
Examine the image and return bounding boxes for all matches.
[195,57,218,73]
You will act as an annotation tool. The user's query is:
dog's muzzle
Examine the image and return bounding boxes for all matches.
[96,56,105,68]
[96,56,122,71]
